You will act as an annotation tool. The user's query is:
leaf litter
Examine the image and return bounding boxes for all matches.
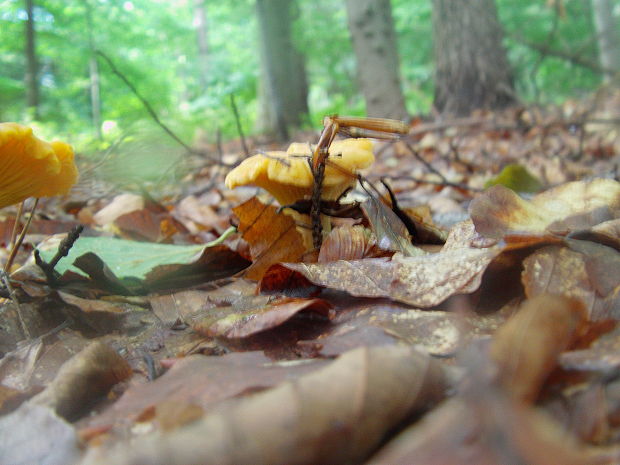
[2,97,620,464]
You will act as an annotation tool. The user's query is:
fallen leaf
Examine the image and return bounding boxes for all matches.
[79,351,330,440]
[0,403,81,465]
[318,224,376,262]
[31,341,131,421]
[490,294,587,402]
[233,197,306,280]
[190,296,333,338]
[366,394,604,465]
[93,193,144,226]
[80,345,447,465]
[522,245,620,321]
[470,179,620,239]
[35,234,249,294]
[281,244,501,307]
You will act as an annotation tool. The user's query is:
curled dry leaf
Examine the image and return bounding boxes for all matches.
[318,224,376,262]
[233,197,306,280]
[490,294,587,403]
[30,341,131,421]
[470,179,620,239]
[80,345,447,465]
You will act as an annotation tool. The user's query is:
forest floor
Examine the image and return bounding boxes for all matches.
[1,88,620,465]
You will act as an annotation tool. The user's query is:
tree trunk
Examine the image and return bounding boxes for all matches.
[84,0,102,139]
[256,0,308,140]
[344,0,408,120]
[432,0,516,116]
[24,0,39,118]
[591,0,620,82]
[194,0,209,87]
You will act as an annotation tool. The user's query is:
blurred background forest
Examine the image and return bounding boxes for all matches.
[1,0,618,157]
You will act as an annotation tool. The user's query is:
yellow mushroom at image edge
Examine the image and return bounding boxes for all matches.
[225,138,375,205]
[0,122,78,209]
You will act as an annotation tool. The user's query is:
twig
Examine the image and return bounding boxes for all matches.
[96,50,231,168]
[34,225,84,286]
[230,94,250,158]
[383,175,483,193]
[403,141,449,183]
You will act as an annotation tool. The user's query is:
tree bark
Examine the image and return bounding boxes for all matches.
[24,0,39,118]
[432,0,516,116]
[344,0,408,120]
[256,0,308,140]
[194,0,209,87]
[83,0,102,139]
[591,0,620,82]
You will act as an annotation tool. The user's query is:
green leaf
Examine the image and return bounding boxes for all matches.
[37,227,236,280]
[484,164,544,193]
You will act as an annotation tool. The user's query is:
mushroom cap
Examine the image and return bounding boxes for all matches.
[225,138,374,205]
[0,123,78,209]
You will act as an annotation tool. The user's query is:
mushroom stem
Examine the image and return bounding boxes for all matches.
[4,198,39,273]
[8,201,24,251]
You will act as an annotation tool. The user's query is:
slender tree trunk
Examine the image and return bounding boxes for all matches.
[432,0,516,116]
[256,0,308,140]
[344,0,408,120]
[84,0,102,139]
[194,0,209,87]
[591,0,620,82]
[24,0,39,118]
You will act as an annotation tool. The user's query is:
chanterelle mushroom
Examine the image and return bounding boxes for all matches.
[225,138,374,205]
[0,122,78,209]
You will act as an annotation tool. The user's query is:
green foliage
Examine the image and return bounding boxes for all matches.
[0,0,614,151]
[37,227,235,279]
[484,163,544,193]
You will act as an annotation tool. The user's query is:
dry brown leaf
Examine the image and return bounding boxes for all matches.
[0,403,81,465]
[560,324,620,374]
[30,341,131,421]
[80,345,447,465]
[366,395,608,465]
[283,244,501,307]
[79,351,329,441]
[490,294,587,402]
[233,197,306,280]
[470,179,620,239]
[522,245,620,321]
[93,193,144,226]
[190,296,333,338]
[318,224,376,262]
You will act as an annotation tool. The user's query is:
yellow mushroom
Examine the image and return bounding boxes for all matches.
[225,138,374,205]
[0,123,78,209]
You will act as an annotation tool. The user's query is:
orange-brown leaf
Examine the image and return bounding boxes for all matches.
[233,197,306,280]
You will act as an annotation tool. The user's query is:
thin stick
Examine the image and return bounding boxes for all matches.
[96,50,230,167]
[230,94,250,158]
[403,141,449,183]
[4,198,39,273]
[383,175,483,193]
